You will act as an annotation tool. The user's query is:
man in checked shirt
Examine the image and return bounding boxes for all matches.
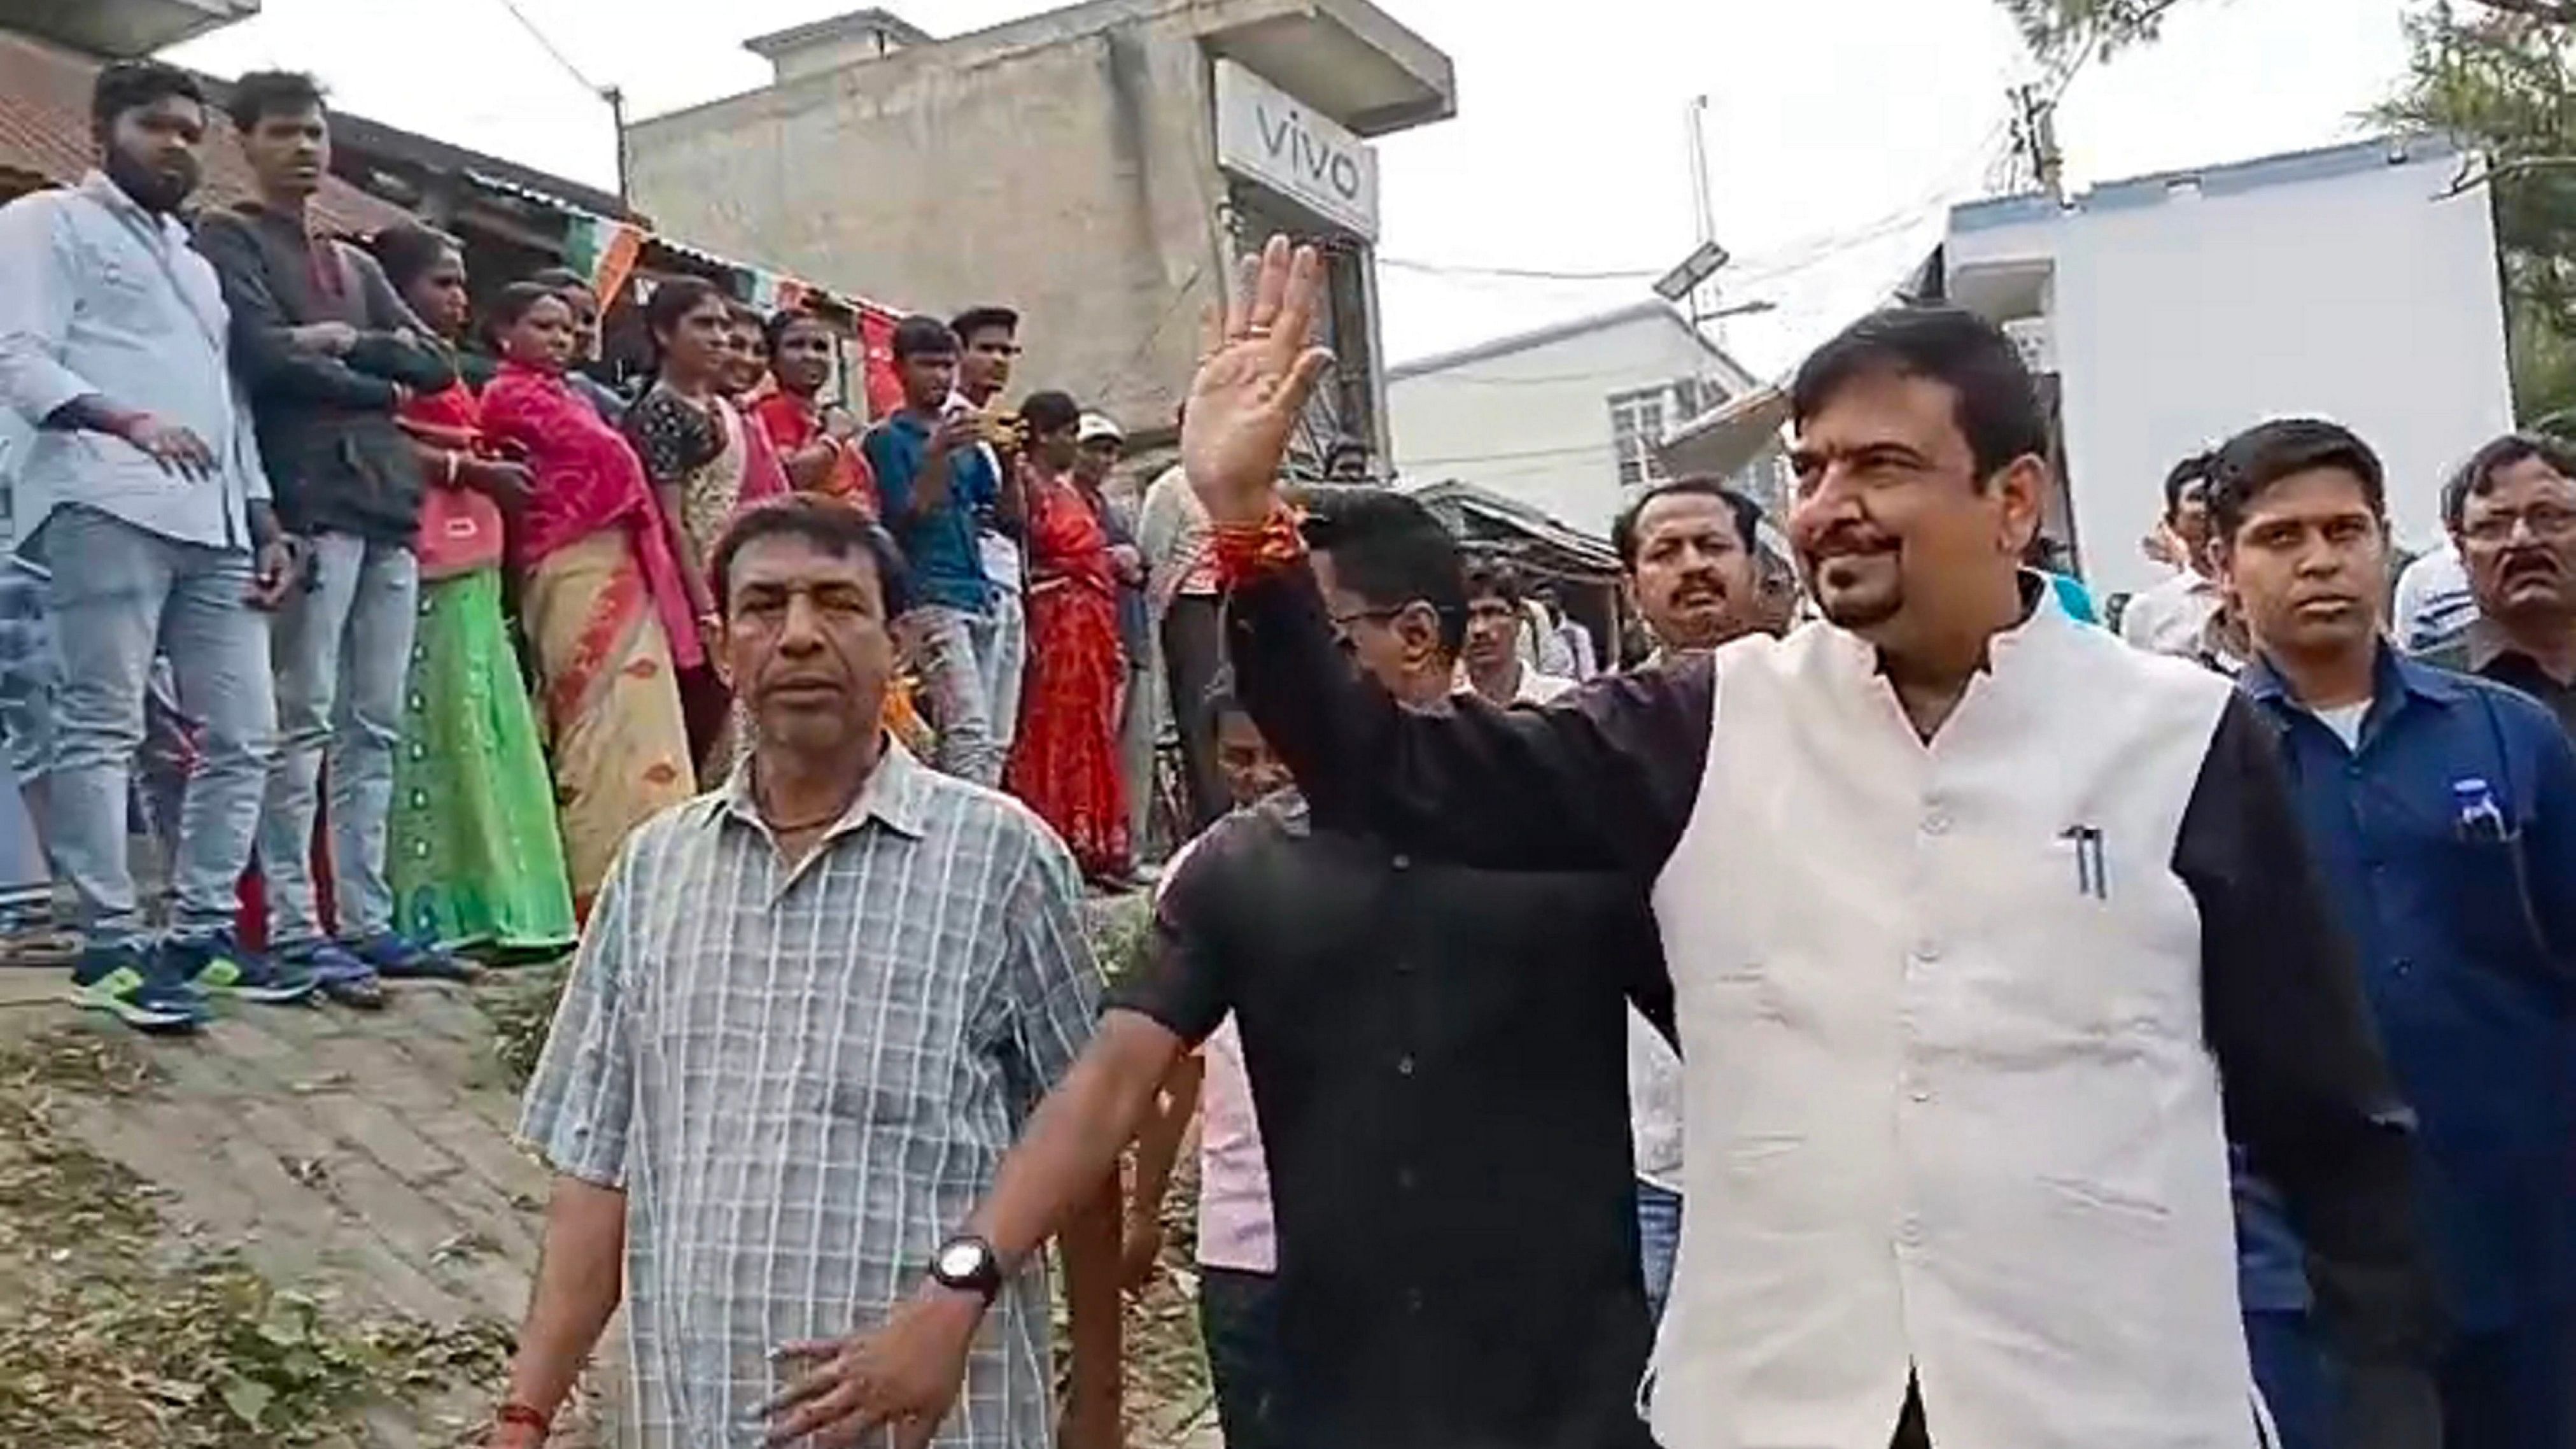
[488,497,1120,1449]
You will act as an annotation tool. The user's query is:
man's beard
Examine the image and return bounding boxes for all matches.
[104,148,198,213]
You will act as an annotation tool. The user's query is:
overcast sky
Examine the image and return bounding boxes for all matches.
[171,0,2417,375]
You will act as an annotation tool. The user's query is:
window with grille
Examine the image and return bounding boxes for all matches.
[1610,383,1694,488]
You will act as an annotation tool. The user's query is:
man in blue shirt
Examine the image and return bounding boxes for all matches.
[862,316,1006,784]
[0,62,312,1029]
[2210,417,2576,1449]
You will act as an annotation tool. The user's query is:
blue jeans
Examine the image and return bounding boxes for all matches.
[976,586,1027,759]
[977,533,1027,757]
[257,531,417,947]
[2244,1309,2331,1449]
[900,604,1004,786]
[1199,1266,1287,1449]
[40,507,276,949]
[0,554,58,792]
[1636,1180,1683,1324]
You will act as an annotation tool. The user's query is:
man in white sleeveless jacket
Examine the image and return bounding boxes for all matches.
[1178,238,2442,1449]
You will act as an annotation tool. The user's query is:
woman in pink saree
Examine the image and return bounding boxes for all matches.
[476,284,701,917]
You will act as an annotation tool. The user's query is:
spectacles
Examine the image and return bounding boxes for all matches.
[2461,502,2576,546]
[1327,605,1405,654]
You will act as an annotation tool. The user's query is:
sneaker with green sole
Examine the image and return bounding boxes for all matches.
[165,932,320,1006]
[67,944,208,1034]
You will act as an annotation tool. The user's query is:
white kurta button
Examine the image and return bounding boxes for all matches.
[1911,939,1942,964]
[1921,809,1952,836]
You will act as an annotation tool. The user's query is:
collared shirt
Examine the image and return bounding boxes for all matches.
[1111,791,1668,1449]
[516,742,1102,1449]
[864,411,998,614]
[1223,565,2441,1449]
[949,392,1024,593]
[0,172,267,552]
[1454,661,1577,707]
[2118,566,2221,656]
[2421,623,2576,739]
[2395,543,2479,653]
[2238,647,2576,1331]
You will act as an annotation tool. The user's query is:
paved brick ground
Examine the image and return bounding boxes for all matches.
[0,971,616,1448]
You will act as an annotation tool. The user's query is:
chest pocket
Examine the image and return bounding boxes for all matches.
[1942,831,2200,1063]
[2399,720,2560,987]
[78,242,164,325]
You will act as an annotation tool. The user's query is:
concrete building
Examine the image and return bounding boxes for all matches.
[1387,300,1775,539]
[626,0,1454,454]
[1943,134,2512,596]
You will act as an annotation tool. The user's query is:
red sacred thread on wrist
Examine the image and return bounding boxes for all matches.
[1211,502,1306,589]
[495,1402,551,1435]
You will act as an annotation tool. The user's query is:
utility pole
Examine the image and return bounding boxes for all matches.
[1685,94,1719,341]
[605,84,630,210]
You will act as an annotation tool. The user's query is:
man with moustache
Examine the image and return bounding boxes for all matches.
[766,488,1670,1449]
[493,497,1118,1449]
[1612,475,1773,658]
[1185,239,2441,1449]
[2213,419,2576,1449]
[0,62,307,1029]
[1603,473,1775,1315]
[2424,432,2576,737]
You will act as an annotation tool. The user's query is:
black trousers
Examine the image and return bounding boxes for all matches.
[1200,1266,1288,1449]
[1160,595,1229,834]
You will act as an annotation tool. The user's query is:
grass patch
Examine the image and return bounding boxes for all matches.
[475,962,573,1094]
[0,1025,514,1448]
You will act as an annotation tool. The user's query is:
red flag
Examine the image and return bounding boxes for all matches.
[858,305,905,421]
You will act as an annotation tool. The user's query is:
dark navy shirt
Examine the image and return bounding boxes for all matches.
[2237,646,2576,1331]
[863,411,997,614]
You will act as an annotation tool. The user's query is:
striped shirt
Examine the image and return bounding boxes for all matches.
[518,740,1101,1448]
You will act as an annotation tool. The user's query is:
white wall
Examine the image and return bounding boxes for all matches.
[1388,311,1737,537]
[2034,151,2511,595]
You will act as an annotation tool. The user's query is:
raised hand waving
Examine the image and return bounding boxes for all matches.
[1180,235,1337,527]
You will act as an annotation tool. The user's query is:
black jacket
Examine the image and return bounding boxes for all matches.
[194,204,453,543]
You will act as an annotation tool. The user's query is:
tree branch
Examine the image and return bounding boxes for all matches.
[2438,154,2576,199]
[2476,0,2576,22]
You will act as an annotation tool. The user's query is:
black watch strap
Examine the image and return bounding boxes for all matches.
[929,1234,1004,1301]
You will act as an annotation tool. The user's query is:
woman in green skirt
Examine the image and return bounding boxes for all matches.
[371,225,577,956]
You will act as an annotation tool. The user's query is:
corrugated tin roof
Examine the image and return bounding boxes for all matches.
[0,28,412,236]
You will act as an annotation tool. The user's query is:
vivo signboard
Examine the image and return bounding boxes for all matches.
[1213,59,1380,241]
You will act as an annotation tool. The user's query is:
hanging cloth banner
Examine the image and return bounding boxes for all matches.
[564,213,646,306]
[857,304,905,420]
[745,268,782,311]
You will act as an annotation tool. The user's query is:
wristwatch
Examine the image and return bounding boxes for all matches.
[929,1234,1004,1302]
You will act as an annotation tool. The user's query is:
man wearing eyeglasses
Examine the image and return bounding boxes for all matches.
[2425,433,2576,738]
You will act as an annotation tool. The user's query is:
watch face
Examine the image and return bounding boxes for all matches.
[936,1240,988,1280]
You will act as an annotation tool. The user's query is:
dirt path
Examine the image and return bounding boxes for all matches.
[0,937,1215,1449]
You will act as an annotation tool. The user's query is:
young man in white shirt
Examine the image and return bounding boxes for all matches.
[1459,558,1575,705]
[0,62,309,1029]
[2120,449,2225,656]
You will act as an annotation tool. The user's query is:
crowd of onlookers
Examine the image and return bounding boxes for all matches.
[11,49,2576,1449]
[0,58,1263,1029]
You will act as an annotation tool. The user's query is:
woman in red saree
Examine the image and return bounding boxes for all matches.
[1004,392,1131,882]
